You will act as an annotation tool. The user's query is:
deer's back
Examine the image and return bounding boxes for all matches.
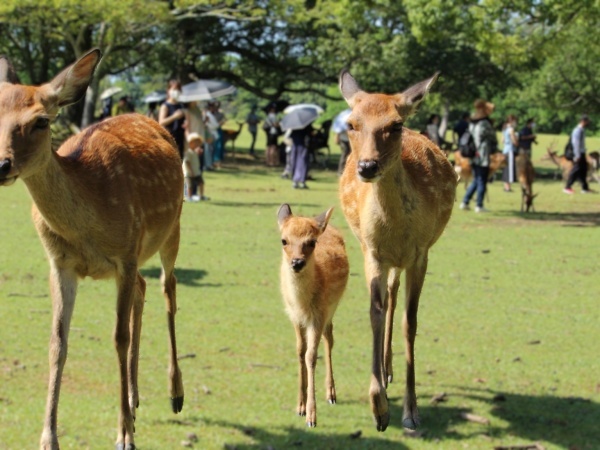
[31,114,183,278]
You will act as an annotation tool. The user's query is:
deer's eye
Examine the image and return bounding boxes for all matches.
[34,117,50,130]
[306,239,316,248]
[347,122,355,131]
[391,122,403,133]
[281,239,287,246]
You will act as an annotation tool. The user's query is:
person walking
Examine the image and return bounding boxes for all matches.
[564,114,594,194]
[460,99,498,213]
[501,115,519,192]
[289,124,313,189]
[264,104,281,166]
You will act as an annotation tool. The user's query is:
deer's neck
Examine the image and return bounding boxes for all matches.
[23,152,85,235]
[370,158,412,213]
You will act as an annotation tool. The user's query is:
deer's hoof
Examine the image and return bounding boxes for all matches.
[374,410,390,432]
[306,421,317,428]
[402,416,420,430]
[171,396,184,413]
[115,444,136,450]
[328,398,336,405]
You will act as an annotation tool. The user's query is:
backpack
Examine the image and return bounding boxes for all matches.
[564,138,574,160]
[458,128,477,158]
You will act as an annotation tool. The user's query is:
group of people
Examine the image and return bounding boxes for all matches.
[156,80,227,202]
[446,99,593,212]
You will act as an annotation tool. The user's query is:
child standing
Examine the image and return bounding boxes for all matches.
[183,133,210,202]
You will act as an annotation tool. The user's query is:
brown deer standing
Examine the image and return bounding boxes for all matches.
[222,121,245,158]
[277,204,349,428]
[516,153,537,212]
[0,50,185,450]
[338,70,457,431]
[546,144,600,184]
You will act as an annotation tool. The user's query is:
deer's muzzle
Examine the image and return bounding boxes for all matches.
[357,159,379,181]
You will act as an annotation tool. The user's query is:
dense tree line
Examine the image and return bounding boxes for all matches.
[0,0,597,133]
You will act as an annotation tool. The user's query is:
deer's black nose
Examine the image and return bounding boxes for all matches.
[357,160,379,179]
[0,159,12,178]
[291,258,306,272]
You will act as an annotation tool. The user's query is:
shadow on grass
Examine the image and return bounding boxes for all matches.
[458,387,600,448]
[140,267,220,287]
[495,209,600,226]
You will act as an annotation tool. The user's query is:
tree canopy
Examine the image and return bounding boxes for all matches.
[0,0,597,133]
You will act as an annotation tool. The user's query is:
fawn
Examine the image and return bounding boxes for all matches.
[338,70,457,431]
[277,204,349,428]
[0,50,185,449]
[516,153,537,212]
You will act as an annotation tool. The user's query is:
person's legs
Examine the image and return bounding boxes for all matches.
[577,157,589,191]
[249,131,257,155]
[475,166,490,208]
[462,165,479,206]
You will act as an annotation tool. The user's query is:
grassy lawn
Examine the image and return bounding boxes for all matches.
[0,126,598,449]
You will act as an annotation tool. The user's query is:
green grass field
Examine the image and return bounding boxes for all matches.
[0,127,599,449]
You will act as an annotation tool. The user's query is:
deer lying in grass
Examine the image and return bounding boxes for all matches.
[516,153,537,212]
[277,204,349,428]
[338,71,457,431]
[0,50,185,450]
[454,150,507,189]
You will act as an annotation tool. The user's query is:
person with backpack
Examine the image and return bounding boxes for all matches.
[564,114,593,194]
[459,99,498,213]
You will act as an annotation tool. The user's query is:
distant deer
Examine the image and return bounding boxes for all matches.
[222,121,245,157]
[454,150,507,189]
[277,204,349,428]
[0,50,185,449]
[338,70,457,431]
[516,154,537,212]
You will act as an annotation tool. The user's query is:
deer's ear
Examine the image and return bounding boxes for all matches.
[47,49,102,107]
[277,203,293,229]
[395,72,440,116]
[315,207,333,234]
[0,56,20,84]
[339,69,364,107]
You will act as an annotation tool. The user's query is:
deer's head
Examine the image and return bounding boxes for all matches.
[339,70,439,182]
[277,204,333,274]
[0,49,101,186]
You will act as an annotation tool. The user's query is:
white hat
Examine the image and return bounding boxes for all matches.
[187,132,203,144]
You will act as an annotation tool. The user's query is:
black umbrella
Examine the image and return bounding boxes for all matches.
[280,107,320,131]
[263,99,290,113]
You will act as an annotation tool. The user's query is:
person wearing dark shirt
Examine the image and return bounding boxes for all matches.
[452,112,470,146]
[158,80,186,159]
[518,118,537,157]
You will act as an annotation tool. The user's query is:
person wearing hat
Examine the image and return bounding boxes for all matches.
[460,99,498,213]
[183,132,210,202]
[564,114,594,194]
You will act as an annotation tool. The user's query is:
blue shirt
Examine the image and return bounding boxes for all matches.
[571,125,586,159]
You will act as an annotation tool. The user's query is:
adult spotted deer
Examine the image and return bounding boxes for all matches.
[338,70,457,431]
[278,204,349,428]
[0,50,185,449]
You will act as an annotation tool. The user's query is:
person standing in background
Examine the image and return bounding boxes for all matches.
[159,80,186,159]
[246,105,260,157]
[564,114,594,194]
[460,99,498,213]
[518,118,537,158]
[501,115,519,192]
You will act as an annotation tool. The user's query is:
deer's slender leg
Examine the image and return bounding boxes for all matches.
[384,269,400,387]
[402,253,428,430]
[365,254,391,432]
[304,323,323,427]
[115,264,137,450]
[40,263,78,450]
[160,228,184,413]
[294,324,308,416]
[322,321,336,404]
[128,273,146,420]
